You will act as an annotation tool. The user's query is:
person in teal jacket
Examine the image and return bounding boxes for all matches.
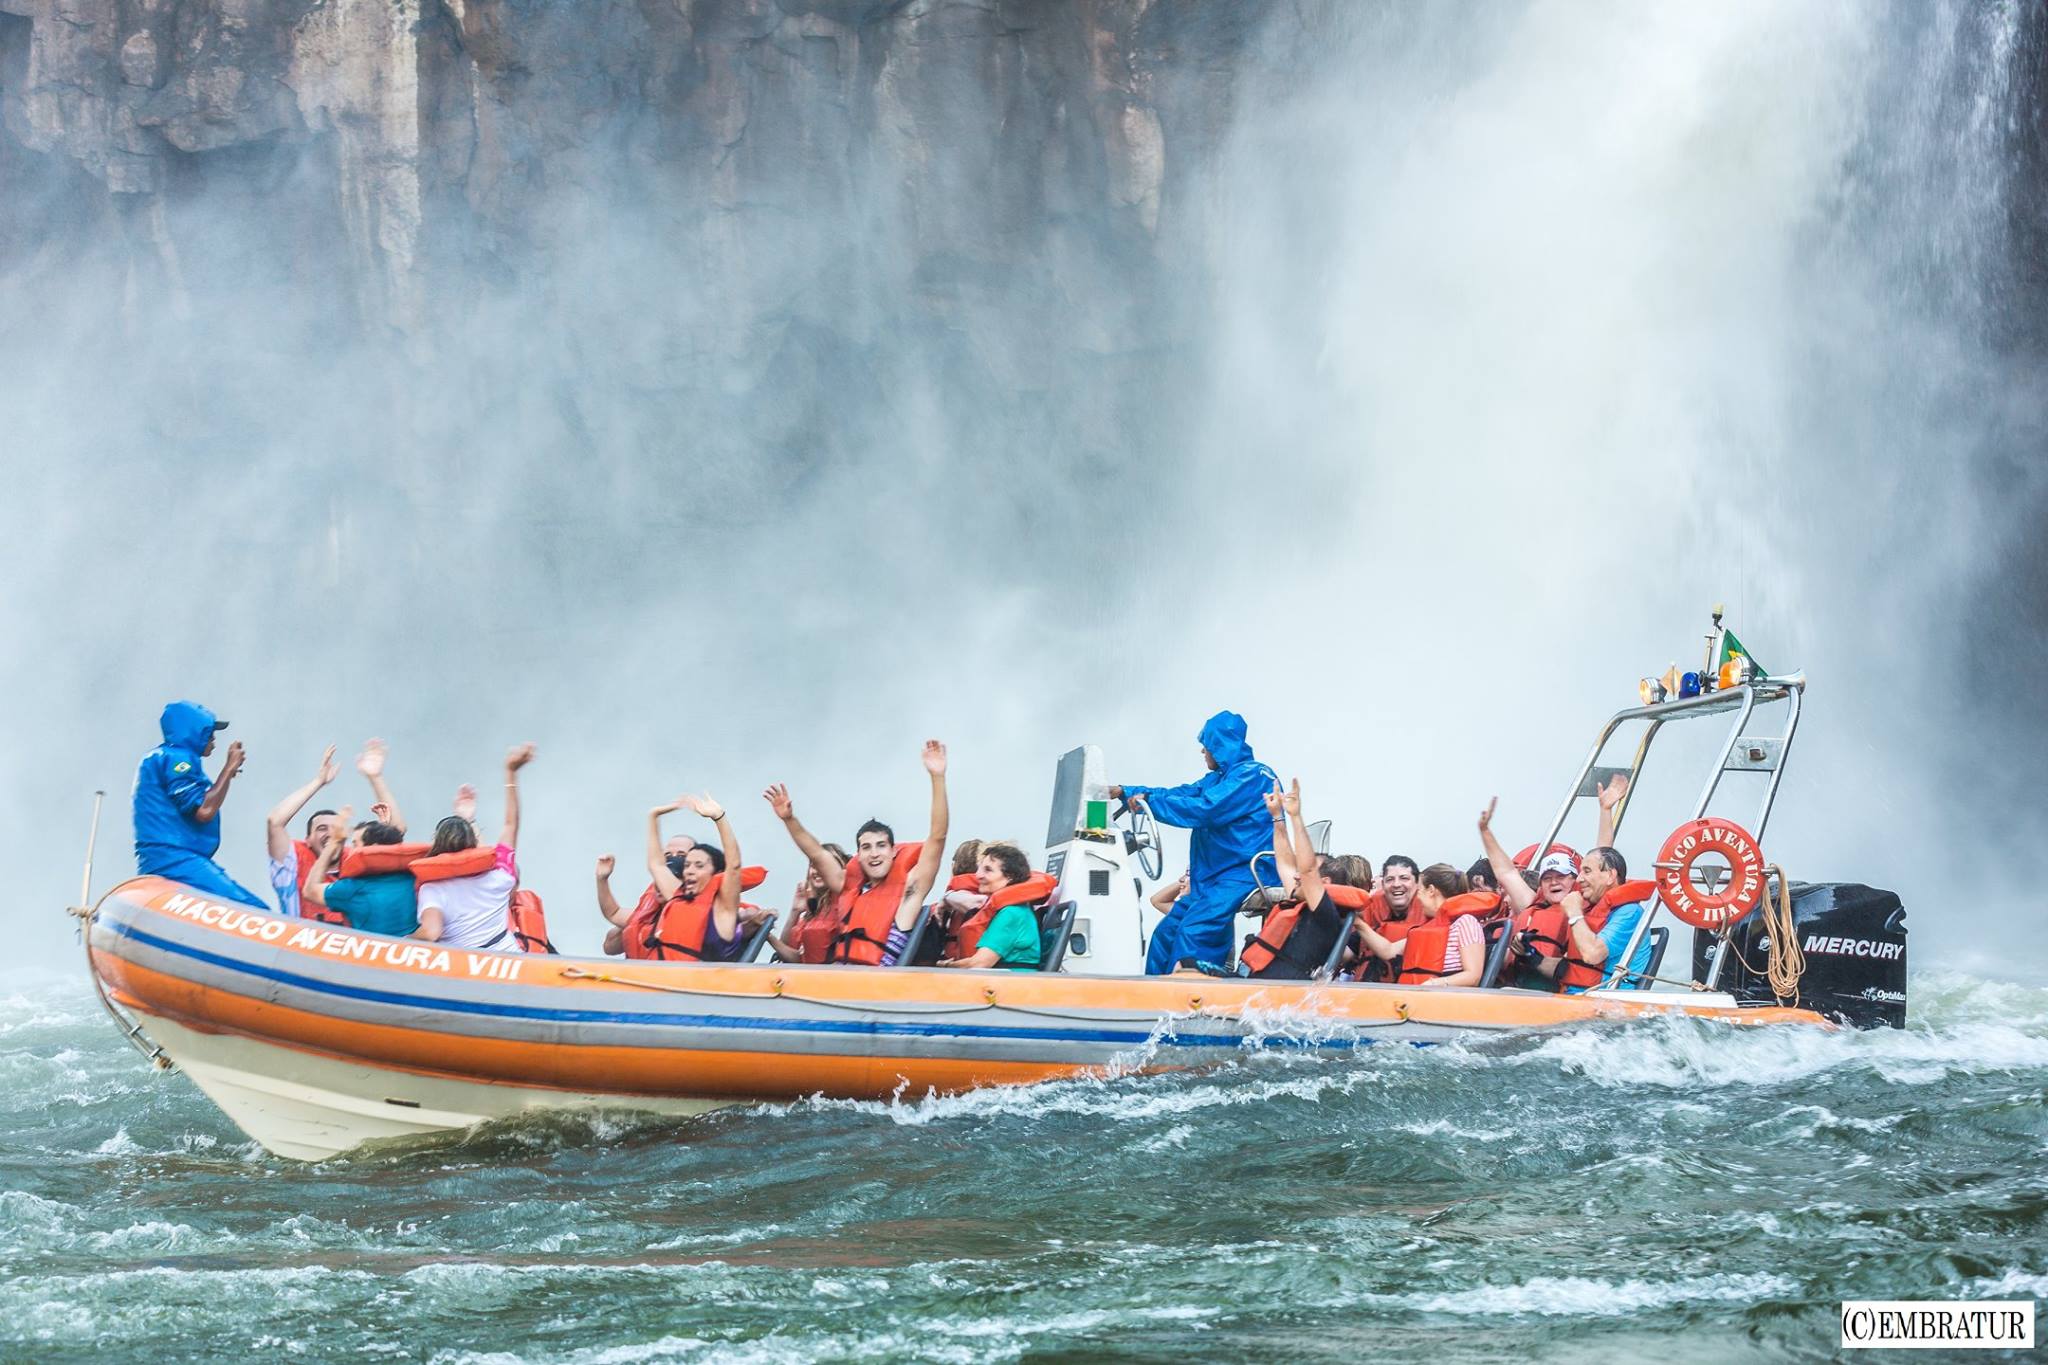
[1113,710,1278,973]
[132,700,267,909]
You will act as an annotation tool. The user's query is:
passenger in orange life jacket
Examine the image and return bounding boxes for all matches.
[926,839,988,962]
[263,746,341,920]
[299,807,421,937]
[261,740,407,923]
[764,842,849,964]
[936,843,1058,969]
[1354,863,1491,987]
[641,793,757,961]
[1516,845,1656,992]
[763,740,950,966]
[595,834,695,958]
[1240,780,1363,980]
[1338,855,1420,981]
[415,744,534,950]
[1476,796,1583,987]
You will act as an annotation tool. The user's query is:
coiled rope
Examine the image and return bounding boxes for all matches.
[1760,863,1805,1004]
[1718,864,1805,1005]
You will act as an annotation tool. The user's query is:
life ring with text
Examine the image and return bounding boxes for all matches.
[1654,817,1765,929]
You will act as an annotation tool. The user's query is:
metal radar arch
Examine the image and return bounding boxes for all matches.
[1477,615,1805,994]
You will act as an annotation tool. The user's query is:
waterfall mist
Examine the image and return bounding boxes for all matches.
[1,0,2039,976]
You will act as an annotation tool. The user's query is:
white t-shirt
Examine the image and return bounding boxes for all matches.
[417,844,519,950]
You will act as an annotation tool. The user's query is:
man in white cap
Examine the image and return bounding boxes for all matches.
[1476,799,1583,988]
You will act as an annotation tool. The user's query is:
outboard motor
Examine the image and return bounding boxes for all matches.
[1696,883,1907,1029]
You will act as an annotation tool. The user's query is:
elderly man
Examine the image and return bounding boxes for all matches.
[133,700,267,908]
[1111,710,1278,974]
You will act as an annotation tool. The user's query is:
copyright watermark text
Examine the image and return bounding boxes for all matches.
[1840,1301,2034,1350]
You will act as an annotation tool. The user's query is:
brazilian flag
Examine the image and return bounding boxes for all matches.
[1719,629,1765,680]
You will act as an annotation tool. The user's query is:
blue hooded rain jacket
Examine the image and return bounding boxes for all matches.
[1124,711,1278,973]
[132,700,267,908]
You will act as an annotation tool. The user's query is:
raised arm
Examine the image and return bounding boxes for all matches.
[1479,797,1538,913]
[646,801,684,899]
[1281,780,1321,907]
[679,795,743,923]
[301,803,351,910]
[266,746,338,861]
[1254,784,1297,891]
[764,784,846,896]
[1150,870,1189,912]
[906,741,950,904]
[499,744,534,849]
[1595,773,1629,850]
[195,741,247,825]
[595,854,628,927]
[356,739,405,836]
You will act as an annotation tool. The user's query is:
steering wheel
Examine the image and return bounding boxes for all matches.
[1120,798,1164,881]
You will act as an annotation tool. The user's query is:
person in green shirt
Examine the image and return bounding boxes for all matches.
[303,810,420,937]
[937,844,1048,971]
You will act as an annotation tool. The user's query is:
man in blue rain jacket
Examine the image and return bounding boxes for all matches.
[1113,710,1279,974]
[133,700,267,908]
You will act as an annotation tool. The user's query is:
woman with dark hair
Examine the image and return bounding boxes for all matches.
[641,793,748,961]
[415,744,534,949]
[936,842,1056,970]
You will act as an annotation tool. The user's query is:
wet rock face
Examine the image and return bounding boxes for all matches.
[0,0,1275,337]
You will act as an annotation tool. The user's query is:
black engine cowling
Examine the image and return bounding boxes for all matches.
[1692,882,1907,1029]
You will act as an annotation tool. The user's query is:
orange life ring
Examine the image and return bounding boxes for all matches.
[1654,817,1765,929]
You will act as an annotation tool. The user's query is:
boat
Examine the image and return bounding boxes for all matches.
[77,619,1909,1160]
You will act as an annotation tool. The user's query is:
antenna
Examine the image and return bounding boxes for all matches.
[76,790,106,913]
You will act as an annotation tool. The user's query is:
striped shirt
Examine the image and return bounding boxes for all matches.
[1442,914,1484,974]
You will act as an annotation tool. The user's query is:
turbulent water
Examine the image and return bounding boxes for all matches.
[3,972,2043,1362]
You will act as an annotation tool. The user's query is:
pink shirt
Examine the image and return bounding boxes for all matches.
[1441,915,1484,974]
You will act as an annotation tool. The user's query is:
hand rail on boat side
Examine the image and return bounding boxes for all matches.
[67,793,175,1071]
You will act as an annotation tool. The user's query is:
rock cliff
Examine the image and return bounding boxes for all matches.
[0,0,1271,341]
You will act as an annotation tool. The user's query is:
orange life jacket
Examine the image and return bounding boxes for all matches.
[789,906,840,964]
[294,839,347,925]
[943,871,1058,959]
[829,842,925,965]
[409,846,500,883]
[945,872,980,894]
[1243,882,1371,977]
[1349,887,1419,981]
[1518,880,1658,990]
[337,841,432,879]
[1394,892,1502,986]
[620,883,665,960]
[644,866,769,961]
[509,889,556,954]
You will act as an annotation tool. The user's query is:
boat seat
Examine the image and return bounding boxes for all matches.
[1639,925,1669,985]
[1477,918,1513,988]
[740,913,779,963]
[1314,919,1350,980]
[894,904,937,966]
[1039,900,1079,971]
